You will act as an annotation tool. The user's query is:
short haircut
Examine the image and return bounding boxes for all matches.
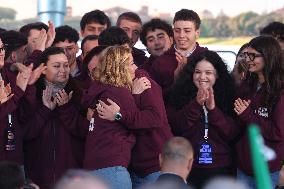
[83,45,108,66]
[116,12,142,26]
[19,22,48,37]
[38,46,65,65]
[98,26,130,46]
[53,25,79,45]
[0,30,28,60]
[0,161,25,189]
[173,9,201,29]
[80,10,111,31]
[81,35,99,54]
[260,21,284,41]
[140,18,173,46]
[162,137,193,162]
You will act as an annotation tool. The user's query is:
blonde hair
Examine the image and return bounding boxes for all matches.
[92,45,133,90]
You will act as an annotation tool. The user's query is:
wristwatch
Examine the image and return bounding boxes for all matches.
[115,112,122,121]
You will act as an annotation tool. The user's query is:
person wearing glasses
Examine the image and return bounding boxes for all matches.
[165,50,236,189]
[53,25,81,78]
[232,43,249,86]
[234,36,284,189]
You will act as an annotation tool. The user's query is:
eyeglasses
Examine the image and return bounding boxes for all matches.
[243,52,263,61]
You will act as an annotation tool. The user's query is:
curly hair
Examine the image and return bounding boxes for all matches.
[173,9,201,29]
[92,45,133,90]
[165,50,236,116]
[53,25,79,45]
[245,35,284,113]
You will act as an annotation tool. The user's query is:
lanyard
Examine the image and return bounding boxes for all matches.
[202,106,209,140]
[8,114,12,127]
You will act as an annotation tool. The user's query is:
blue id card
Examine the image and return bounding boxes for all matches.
[198,141,213,164]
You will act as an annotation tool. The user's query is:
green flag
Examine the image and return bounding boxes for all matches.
[248,124,272,189]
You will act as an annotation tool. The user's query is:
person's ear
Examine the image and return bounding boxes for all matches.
[195,28,201,39]
[11,51,17,62]
[187,157,193,172]
[169,36,174,46]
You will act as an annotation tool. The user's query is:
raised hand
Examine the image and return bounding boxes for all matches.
[45,21,56,48]
[234,98,251,115]
[205,87,215,110]
[96,98,120,121]
[196,86,209,106]
[174,50,187,80]
[30,29,47,52]
[28,63,46,85]
[16,64,33,92]
[54,89,73,106]
[42,86,56,110]
[0,80,14,104]
[132,77,151,94]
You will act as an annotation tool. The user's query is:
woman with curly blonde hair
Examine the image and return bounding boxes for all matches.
[81,45,138,189]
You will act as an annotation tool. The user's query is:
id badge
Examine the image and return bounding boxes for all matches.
[198,141,213,164]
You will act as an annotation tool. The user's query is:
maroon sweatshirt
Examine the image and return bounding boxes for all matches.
[166,99,237,169]
[24,81,83,189]
[0,64,36,165]
[81,81,136,170]
[235,84,284,175]
[140,55,157,73]
[121,70,173,177]
[150,44,207,91]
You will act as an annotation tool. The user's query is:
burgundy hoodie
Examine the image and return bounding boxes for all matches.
[166,99,238,169]
[24,80,84,189]
[235,84,284,175]
[81,80,136,170]
[0,64,36,165]
[150,43,207,91]
[121,69,173,177]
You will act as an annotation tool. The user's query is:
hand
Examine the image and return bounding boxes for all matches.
[45,21,56,48]
[132,77,151,94]
[0,80,14,104]
[234,98,251,115]
[42,86,56,110]
[196,87,209,106]
[29,29,47,52]
[16,64,33,92]
[0,38,5,69]
[86,108,95,121]
[174,51,187,80]
[54,89,73,106]
[96,98,120,121]
[205,87,215,110]
[28,63,46,85]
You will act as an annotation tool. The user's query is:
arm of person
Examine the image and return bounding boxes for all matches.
[238,94,284,142]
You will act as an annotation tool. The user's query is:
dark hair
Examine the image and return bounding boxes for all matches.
[116,12,142,26]
[173,9,201,29]
[80,45,108,81]
[98,26,130,46]
[19,22,48,37]
[245,35,284,113]
[81,35,99,54]
[0,30,28,60]
[260,22,284,41]
[53,25,79,45]
[237,43,249,56]
[140,18,173,46]
[38,46,65,65]
[165,50,235,116]
[0,27,6,33]
[235,43,250,74]
[0,161,25,189]
[80,10,111,31]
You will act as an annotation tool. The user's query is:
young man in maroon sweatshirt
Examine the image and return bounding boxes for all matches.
[150,9,207,91]
[140,18,173,72]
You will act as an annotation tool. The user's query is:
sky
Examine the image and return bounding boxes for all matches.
[0,0,283,20]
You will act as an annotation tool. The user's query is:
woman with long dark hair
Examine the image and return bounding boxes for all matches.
[234,35,284,189]
[165,50,236,189]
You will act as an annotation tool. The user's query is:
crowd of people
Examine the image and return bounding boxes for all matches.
[0,8,284,189]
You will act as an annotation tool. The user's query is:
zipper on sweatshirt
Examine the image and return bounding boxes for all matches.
[53,123,56,185]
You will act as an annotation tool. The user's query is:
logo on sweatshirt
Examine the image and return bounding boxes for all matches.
[89,118,95,132]
[254,107,268,118]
